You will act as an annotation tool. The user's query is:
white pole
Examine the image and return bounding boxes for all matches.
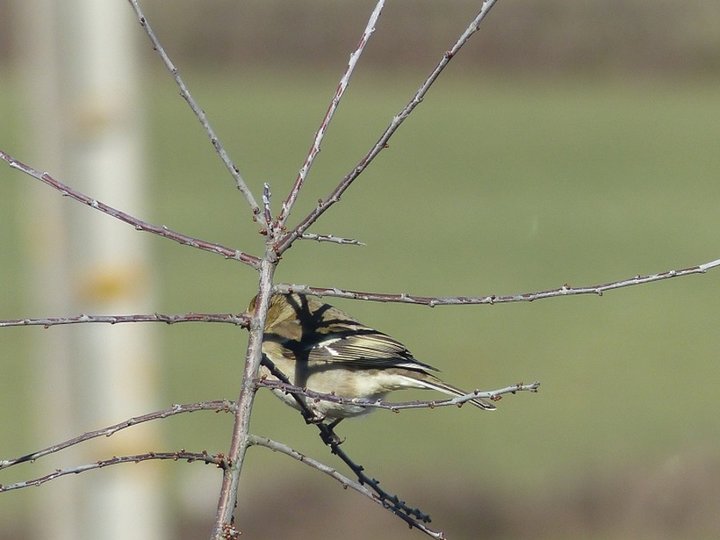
[19,1,165,539]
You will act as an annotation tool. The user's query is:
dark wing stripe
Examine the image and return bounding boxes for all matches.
[308,331,438,372]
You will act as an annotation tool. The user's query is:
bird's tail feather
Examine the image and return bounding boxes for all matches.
[407,376,496,411]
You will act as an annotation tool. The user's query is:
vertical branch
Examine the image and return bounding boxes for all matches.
[275,0,386,229]
[262,183,273,226]
[210,253,276,540]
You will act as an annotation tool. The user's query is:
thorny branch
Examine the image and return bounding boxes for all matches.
[248,435,445,539]
[0,151,261,268]
[0,313,250,329]
[256,378,540,411]
[0,401,236,471]
[300,232,366,246]
[0,451,227,493]
[274,257,720,306]
[210,254,275,540]
[125,0,263,223]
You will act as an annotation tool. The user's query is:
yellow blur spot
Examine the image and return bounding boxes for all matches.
[78,264,147,303]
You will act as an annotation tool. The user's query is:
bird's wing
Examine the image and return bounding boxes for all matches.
[306,327,438,372]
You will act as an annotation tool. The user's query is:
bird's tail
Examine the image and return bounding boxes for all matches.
[411,375,496,411]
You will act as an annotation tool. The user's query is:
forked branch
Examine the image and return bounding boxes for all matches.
[275,0,501,255]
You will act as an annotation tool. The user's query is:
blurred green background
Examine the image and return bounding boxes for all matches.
[2,1,720,539]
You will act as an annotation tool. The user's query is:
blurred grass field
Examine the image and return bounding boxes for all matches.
[2,68,720,538]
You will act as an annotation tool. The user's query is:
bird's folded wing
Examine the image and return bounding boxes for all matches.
[308,330,438,372]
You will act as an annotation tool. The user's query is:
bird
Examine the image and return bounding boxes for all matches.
[249,292,495,422]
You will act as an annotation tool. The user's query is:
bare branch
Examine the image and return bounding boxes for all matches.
[247,434,363,492]
[0,150,261,268]
[0,313,250,329]
[211,253,278,540]
[0,451,226,493]
[276,0,501,254]
[256,379,540,411]
[0,401,235,471]
[275,257,720,306]
[248,435,445,539]
[276,0,386,228]
[124,0,263,223]
[300,232,366,246]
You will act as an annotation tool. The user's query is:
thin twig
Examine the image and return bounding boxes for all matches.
[0,150,261,268]
[276,0,386,229]
[0,313,250,329]
[0,401,235,470]
[0,451,227,493]
[300,232,366,246]
[274,257,720,306]
[248,434,445,539]
[262,183,273,226]
[124,0,262,223]
[256,379,539,411]
[275,0,500,255]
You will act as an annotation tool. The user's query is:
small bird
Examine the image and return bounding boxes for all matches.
[250,293,495,422]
